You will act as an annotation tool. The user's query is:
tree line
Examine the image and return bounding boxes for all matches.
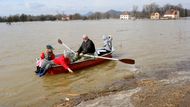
[0,3,190,23]
[0,12,118,22]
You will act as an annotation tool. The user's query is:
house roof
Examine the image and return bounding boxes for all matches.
[151,12,159,16]
[165,9,179,15]
[121,12,129,15]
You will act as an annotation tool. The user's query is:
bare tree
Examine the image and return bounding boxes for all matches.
[142,2,160,18]
[132,5,138,17]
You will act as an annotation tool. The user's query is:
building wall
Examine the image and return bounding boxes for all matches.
[120,15,129,20]
[163,10,180,19]
[163,14,175,18]
[150,13,160,20]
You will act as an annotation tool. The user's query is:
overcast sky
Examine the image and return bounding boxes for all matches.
[0,0,190,16]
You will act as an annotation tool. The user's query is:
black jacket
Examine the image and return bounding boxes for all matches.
[77,39,95,54]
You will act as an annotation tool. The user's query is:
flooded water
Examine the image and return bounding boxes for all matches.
[0,18,190,107]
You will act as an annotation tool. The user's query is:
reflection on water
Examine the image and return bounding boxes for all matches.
[0,19,190,106]
[42,61,117,93]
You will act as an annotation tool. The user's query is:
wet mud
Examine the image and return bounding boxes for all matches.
[55,69,190,107]
[54,75,137,107]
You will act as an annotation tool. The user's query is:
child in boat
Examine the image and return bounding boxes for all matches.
[35,45,55,74]
[97,35,112,56]
[36,45,73,77]
[38,55,73,77]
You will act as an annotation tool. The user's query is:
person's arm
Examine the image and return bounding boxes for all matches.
[77,42,83,55]
[103,39,108,47]
[61,58,73,73]
[67,68,73,73]
[40,52,45,59]
[51,53,55,60]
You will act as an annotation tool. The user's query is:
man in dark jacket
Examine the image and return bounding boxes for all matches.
[77,34,95,56]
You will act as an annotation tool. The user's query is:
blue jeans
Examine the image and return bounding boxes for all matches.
[38,59,54,77]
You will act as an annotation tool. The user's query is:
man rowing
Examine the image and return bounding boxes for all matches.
[75,34,96,60]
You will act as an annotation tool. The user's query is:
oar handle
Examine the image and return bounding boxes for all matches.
[62,43,76,54]
[83,54,119,61]
[58,39,76,54]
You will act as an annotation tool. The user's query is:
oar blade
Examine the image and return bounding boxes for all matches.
[58,39,62,44]
[119,59,135,64]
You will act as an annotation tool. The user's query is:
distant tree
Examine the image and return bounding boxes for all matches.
[48,15,56,21]
[104,12,111,19]
[27,15,35,21]
[71,13,82,20]
[94,12,102,20]
[13,15,21,22]
[7,15,20,22]
[0,16,6,22]
[82,16,88,20]
[55,12,66,20]
[7,16,13,22]
[39,15,46,21]
[132,5,138,17]
[20,14,27,22]
[184,9,188,17]
[188,9,190,16]
[142,3,160,18]
[135,11,144,18]
[0,17,2,22]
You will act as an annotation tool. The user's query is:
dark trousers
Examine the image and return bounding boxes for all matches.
[38,59,54,77]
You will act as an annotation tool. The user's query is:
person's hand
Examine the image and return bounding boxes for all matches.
[76,52,80,56]
[80,53,84,56]
[68,68,73,73]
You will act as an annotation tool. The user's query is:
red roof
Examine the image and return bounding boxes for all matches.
[165,9,178,15]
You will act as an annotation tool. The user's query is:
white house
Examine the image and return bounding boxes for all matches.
[120,12,130,20]
[150,12,160,20]
[163,9,180,19]
[61,16,70,21]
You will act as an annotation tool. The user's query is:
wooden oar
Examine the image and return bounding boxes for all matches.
[57,39,74,73]
[83,54,135,64]
[58,39,75,53]
[58,39,135,64]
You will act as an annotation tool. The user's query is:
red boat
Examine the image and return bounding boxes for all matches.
[47,52,112,75]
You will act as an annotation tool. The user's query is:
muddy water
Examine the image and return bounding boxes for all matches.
[0,18,190,107]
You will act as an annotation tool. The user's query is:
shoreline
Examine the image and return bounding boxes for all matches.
[54,73,137,107]
[1,17,190,24]
[54,70,190,107]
